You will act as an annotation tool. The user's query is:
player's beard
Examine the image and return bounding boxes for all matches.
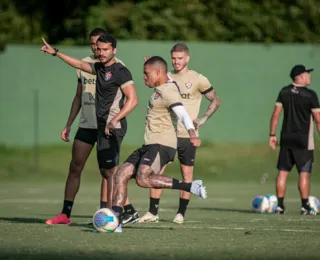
[174,62,187,73]
[100,54,114,65]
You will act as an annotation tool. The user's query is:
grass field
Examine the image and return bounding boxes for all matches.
[1,144,320,259]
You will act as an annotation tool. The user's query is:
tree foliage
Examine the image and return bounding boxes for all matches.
[1,0,320,50]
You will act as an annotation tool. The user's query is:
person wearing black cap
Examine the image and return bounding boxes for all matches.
[269,64,320,215]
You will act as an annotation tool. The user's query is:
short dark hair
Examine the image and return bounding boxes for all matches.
[144,56,167,71]
[89,28,107,37]
[96,34,117,48]
[171,43,189,54]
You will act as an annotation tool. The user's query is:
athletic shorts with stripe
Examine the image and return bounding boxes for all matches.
[125,144,176,174]
[177,138,197,166]
[97,123,125,170]
[277,147,314,173]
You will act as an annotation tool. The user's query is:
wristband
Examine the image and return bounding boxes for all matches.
[269,134,276,137]
[52,48,59,56]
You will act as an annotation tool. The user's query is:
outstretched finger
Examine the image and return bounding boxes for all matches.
[42,37,49,46]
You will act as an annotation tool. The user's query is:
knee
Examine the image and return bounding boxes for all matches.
[100,168,116,179]
[181,168,193,182]
[69,160,84,176]
[135,175,147,188]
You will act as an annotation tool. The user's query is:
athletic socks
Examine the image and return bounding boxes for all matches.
[301,198,309,209]
[149,198,160,215]
[100,201,108,209]
[172,178,192,192]
[124,203,136,214]
[277,197,284,208]
[177,198,190,217]
[112,206,123,215]
[62,200,74,218]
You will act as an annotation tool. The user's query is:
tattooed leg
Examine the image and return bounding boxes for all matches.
[136,164,192,192]
[112,162,135,207]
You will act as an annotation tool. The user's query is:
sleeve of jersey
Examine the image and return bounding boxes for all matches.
[89,62,102,75]
[116,67,134,89]
[310,92,320,112]
[161,86,183,110]
[276,91,283,107]
[115,57,125,66]
[198,74,214,94]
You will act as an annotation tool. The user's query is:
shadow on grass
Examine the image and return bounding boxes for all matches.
[197,207,255,214]
[0,217,45,224]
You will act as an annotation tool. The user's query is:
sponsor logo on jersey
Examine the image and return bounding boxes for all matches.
[105,71,112,81]
[154,92,160,100]
[185,81,193,89]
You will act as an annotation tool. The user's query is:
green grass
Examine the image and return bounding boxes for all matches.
[1,143,320,183]
[1,144,320,259]
[0,182,320,260]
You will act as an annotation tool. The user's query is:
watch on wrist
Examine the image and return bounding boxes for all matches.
[52,48,59,56]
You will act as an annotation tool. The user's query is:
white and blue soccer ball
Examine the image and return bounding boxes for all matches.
[93,208,119,233]
[309,196,320,213]
[266,194,278,213]
[252,195,270,213]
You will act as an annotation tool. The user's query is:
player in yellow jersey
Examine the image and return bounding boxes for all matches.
[139,43,221,224]
[45,29,139,225]
[111,56,207,233]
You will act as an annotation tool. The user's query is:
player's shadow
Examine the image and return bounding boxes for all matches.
[0,217,45,224]
[197,207,255,214]
[81,225,174,233]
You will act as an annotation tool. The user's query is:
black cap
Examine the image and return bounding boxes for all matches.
[290,64,313,79]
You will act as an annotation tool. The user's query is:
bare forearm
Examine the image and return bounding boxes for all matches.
[66,97,81,127]
[200,94,221,120]
[111,98,138,123]
[270,118,278,135]
[56,52,93,73]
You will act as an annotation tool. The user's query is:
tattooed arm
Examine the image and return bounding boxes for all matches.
[193,88,221,130]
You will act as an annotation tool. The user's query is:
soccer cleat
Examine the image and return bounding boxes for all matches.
[172,213,184,224]
[122,211,140,226]
[138,212,159,223]
[275,206,285,215]
[114,224,122,233]
[190,180,207,199]
[45,213,71,225]
[300,207,317,216]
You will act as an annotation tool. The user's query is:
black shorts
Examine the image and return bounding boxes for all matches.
[125,144,176,174]
[277,147,314,173]
[97,124,124,169]
[177,138,197,166]
[74,127,97,146]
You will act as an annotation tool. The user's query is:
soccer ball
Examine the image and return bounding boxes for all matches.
[93,208,119,233]
[266,194,278,213]
[309,196,320,213]
[252,196,270,213]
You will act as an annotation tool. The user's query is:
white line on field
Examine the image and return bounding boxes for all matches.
[141,225,320,233]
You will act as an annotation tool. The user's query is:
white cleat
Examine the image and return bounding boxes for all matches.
[191,180,207,199]
[114,224,122,233]
[138,212,159,223]
[172,213,184,224]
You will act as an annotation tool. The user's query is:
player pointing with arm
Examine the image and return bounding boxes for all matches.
[41,34,139,222]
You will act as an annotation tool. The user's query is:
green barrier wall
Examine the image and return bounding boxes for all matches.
[0,42,320,146]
